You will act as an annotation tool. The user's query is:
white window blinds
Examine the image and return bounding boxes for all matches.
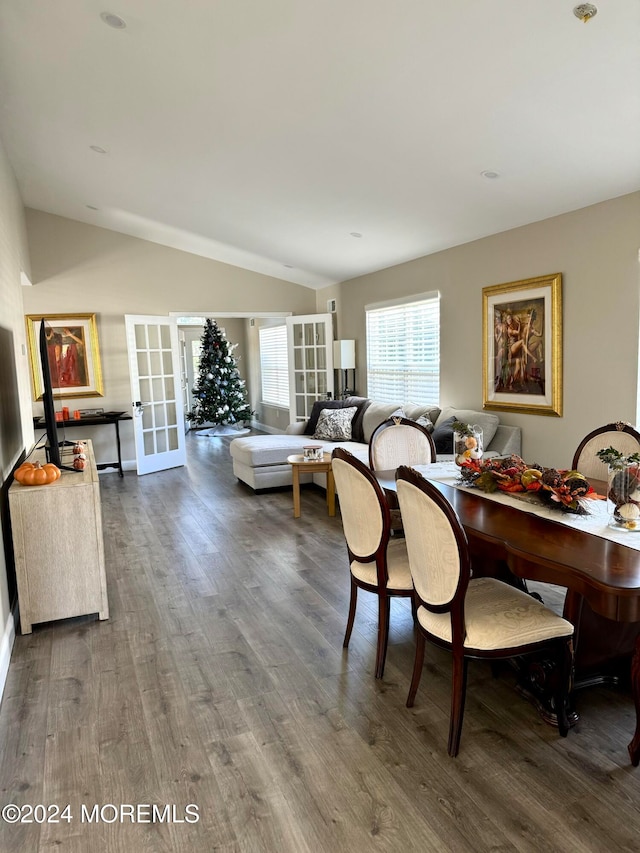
[366,293,440,404]
[259,325,289,407]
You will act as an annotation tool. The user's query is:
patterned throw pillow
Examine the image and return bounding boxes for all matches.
[389,408,434,433]
[313,406,358,441]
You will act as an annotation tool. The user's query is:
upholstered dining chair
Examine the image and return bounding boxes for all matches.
[369,417,436,533]
[331,447,414,679]
[395,465,574,757]
[571,421,640,481]
[369,416,436,472]
[564,421,640,678]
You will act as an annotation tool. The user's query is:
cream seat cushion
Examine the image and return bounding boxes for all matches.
[350,538,413,590]
[418,576,573,650]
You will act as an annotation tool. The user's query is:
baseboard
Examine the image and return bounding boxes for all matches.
[0,607,16,704]
[250,421,284,435]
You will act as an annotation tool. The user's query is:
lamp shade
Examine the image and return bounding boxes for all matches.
[333,340,355,370]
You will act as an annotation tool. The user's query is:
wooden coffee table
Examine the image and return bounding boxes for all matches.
[287,454,336,519]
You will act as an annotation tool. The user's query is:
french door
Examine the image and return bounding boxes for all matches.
[286,314,334,424]
[124,315,186,475]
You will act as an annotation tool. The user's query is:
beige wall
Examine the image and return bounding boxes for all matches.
[0,136,34,692]
[319,192,640,467]
[23,210,316,464]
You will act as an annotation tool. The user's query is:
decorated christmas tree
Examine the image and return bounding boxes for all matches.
[187,319,253,429]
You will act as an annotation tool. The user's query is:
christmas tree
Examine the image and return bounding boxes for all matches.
[187,319,253,429]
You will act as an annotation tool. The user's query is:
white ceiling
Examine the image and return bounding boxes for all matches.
[1,1,639,289]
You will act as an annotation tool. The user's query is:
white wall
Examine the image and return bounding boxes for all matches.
[0,136,34,698]
[319,192,640,467]
[23,210,317,466]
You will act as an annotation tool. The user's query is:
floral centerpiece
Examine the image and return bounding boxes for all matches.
[597,446,640,530]
[451,420,484,467]
[457,454,601,514]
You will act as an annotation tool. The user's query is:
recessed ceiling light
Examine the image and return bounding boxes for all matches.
[86,205,99,210]
[90,145,107,154]
[350,232,363,238]
[100,11,127,29]
[481,170,500,179]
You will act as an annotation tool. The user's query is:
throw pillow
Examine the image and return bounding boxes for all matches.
[389,407,434,433]
[431,415,457,454]
[343,396,371,443]
[313,406,358,441]
[304,400,349,436]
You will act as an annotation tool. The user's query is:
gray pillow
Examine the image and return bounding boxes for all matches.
[431,415,457,454]
[313,407,357,441]
[304,400,349,436]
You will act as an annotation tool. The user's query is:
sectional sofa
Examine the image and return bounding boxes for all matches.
[230,398,521,491]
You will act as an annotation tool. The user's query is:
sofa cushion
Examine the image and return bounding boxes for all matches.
[389,406,435,432]
[313,406,358,441]
[435,406,500,449]
[230,434,312,467]
[362,402,441,443]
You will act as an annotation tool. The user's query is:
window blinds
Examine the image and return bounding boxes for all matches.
[259,325,289,407]
[366,294,440,404]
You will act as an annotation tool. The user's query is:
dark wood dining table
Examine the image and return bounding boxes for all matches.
[375,468,640,765]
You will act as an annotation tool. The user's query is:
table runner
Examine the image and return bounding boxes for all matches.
[413,462,640,553]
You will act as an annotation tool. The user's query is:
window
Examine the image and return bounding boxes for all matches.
[366,292,440,403]
[259,325,289,407]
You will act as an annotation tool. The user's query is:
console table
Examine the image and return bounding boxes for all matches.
[9,440,109,634]
[33,411,131,476]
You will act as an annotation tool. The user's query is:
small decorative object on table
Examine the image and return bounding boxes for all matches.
[452,420,483,467]
[597,446,640,531]
[458,454,602,514]
[303,444,324,461]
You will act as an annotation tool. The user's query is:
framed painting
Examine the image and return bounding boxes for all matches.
[26,313,104,400]
[482,273,562,417]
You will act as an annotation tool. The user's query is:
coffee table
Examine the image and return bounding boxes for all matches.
[287,454,335,519]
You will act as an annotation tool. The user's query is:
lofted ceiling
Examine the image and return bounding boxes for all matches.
[0,1,639,289]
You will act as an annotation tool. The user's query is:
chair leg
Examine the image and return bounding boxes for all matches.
[555,637,574,738]
[448,653,468,757]
[375,594,391,678]
[343,577,358,649]
[406,629,426,707]
[410,592,418,625]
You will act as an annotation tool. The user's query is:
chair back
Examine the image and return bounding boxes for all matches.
[395,466,470,616]
[572,422,640,481]
[332,447,391,567]
[369,417,436,472]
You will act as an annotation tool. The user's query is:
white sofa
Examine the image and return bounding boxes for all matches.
[230,400,521,491]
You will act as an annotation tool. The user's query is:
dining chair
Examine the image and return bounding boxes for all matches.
[572,421,640,481]
[565,421,640,679]
[369,416,436,472]
[369,416,436,533]
[395,465,574,757]
[331,447,414,679]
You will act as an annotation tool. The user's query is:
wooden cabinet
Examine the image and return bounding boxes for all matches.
[9,440,109,634]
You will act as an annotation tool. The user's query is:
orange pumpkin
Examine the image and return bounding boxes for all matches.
[14,460,61,486]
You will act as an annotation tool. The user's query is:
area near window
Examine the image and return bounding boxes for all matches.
[259,324,289,407]
[366,292,440,404]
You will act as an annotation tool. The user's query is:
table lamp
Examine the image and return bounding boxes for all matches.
[333,340,356,398]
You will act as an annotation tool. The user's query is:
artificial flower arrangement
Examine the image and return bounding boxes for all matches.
[457,453,602,514]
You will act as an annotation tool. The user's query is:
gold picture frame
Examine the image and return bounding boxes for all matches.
[26,313,104,400]
[482,273,562,417]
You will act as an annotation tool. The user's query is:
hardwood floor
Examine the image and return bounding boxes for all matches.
[1,431,639,851]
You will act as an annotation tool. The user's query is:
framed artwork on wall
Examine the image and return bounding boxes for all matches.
[482,273,562,417]
[26,313,104,400]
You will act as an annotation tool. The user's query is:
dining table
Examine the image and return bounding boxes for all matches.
[375,461,640,765]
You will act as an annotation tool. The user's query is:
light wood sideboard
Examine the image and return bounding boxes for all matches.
[9,440,109,634]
